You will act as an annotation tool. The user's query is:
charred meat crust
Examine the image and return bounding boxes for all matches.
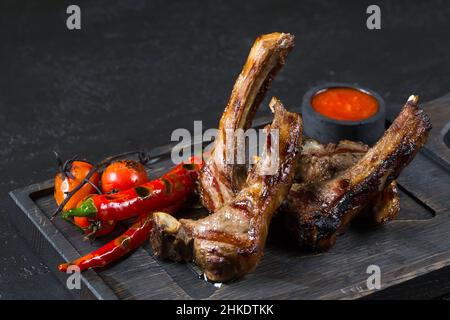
[149,212,193,262]
[198,33,295,213]
[294,138,368,184]
[151,98,302,282]
[291,138,400,225]
[357,180,400,224]
[284,98,432,251]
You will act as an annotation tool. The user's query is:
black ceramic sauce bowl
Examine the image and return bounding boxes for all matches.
[302,83,386,145]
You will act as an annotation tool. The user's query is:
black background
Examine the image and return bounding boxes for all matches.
[0,0,449,299]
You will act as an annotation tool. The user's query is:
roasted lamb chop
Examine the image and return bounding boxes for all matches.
[151,98,302,282]
[198,32,295,213]
[282,95,431,251]
[294,138,400,224]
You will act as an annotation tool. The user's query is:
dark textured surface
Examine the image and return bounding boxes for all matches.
[1,0,450,299]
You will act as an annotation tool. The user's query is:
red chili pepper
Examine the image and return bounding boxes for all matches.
[59,202,183,272]
[58,215,151,272]
[61,159,202,222]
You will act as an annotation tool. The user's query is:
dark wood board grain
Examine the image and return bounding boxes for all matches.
[9,97,450,300]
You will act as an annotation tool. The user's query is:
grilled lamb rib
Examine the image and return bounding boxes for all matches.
[151,98,302,282]
[198,32,295,213]
[294,138,400,225]
[282,95,431,251]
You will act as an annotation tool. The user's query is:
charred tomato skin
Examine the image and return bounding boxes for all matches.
[101,160,149,193]
[54,161,100,211]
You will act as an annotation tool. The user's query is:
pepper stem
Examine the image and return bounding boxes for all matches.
[61,198,97,219]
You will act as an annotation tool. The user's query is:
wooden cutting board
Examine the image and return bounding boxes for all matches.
[9,95,450,300]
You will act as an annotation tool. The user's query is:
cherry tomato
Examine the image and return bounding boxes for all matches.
[54,161,100,211]
[101,160,148,193]
[74,216,116,237]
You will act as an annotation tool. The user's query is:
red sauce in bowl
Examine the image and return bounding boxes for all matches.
[311,87,379,121]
